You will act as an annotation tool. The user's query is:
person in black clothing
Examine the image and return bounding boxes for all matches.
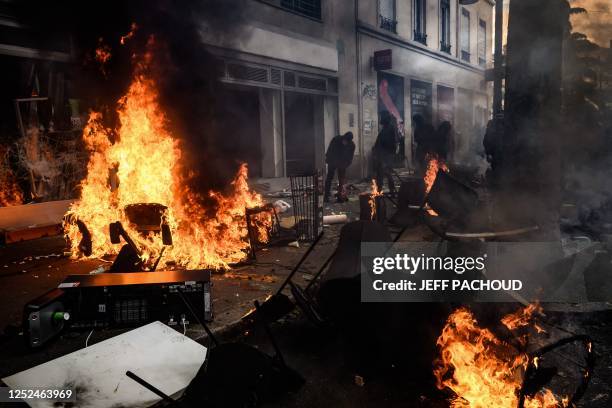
[373,111,398,194]
[412,114,436,173]
[324,131,356,202]
[434,121,452,160]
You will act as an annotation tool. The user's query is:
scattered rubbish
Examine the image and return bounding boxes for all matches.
[288,241,300,248]
[89,266,105,275]
[323,214,348,224]
[273,199,291,213]
[265,189,292,198]
[591,393,608,402]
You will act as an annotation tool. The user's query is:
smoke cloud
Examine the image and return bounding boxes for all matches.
[570,0,612,47]
[16,0,250,194]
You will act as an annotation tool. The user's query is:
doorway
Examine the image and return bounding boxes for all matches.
[284,92,317,175]
[219,86,262,177]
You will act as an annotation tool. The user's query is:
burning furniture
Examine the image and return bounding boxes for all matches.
[245,203,297,260]
[435,305,595,408]
[108,203,173,272]
[359,180,386,223]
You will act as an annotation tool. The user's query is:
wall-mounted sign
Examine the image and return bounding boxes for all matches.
[373,49,392,71]
[410,79,433,124]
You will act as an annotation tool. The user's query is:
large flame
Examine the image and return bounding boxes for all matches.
[65,53,268,269]
[434,306,566,408]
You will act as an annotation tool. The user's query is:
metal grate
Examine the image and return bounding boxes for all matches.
[280,0,321,19]
[284,71,296,87]
[271,68,282,85]
[414,31,428,45]
[227,63,268,82]
[114,298,148,324]
[290,171,323,241]
[298,76,327,91]
[380,16,397,33]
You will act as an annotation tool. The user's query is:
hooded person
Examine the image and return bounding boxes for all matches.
[412,114,436,173]
[373,111,399,194]
[324,131,356,202]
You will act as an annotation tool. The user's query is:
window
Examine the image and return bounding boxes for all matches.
[460,8,470,62]
[279,0,321,20]
[478,19,486,67]
[440,0,451,53]
[379,0,397,33]
[413,0,427,45]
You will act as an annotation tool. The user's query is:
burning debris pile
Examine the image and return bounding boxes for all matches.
[0,145,23,206]
[434,304,581,408]
[65,50,270,270]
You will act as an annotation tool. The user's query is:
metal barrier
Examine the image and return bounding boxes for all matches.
[290,171,323,241]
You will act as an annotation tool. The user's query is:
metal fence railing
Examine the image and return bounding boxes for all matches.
[290,171,323,241]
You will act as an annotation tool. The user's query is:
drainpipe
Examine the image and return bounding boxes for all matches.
[355,0,365,178]
[493,0,504,115]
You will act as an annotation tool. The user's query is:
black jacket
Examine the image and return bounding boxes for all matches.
[326,135,356,168]
[374,126,398,156]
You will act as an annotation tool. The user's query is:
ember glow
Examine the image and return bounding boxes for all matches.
[434,306,566,408]
[65,51,267,270]
[423,153,448,216]
[0,145,23,207]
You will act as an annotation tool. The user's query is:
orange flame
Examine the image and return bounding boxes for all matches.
[95,38,111,70]
[434,306,566,408]
[120,23,138,45]
[0,145,23,207]
[423,153,449,216]
[368,179,383,220]
[65,51,266,270]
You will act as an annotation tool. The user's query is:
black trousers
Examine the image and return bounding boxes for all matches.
[325,165,347,199]
[374,156,395,193]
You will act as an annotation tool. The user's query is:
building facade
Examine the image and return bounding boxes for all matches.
[202,0,495,178]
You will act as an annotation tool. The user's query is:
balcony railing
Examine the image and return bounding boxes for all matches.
[440,42,452,54]
[380,15,397,33]
[461,50,471,62]
[414,31,427,45]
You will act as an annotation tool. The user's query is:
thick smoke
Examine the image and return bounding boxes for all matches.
[16,0,251,195]
[570,0,612,47]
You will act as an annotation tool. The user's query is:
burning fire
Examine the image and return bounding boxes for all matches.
[65,49,269,269]
[120,23,138,45]
[368,179,383,220]
[95,39,112,76]
[434,305,566,408]
[0,145,23,207]
[423,153,449,216]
